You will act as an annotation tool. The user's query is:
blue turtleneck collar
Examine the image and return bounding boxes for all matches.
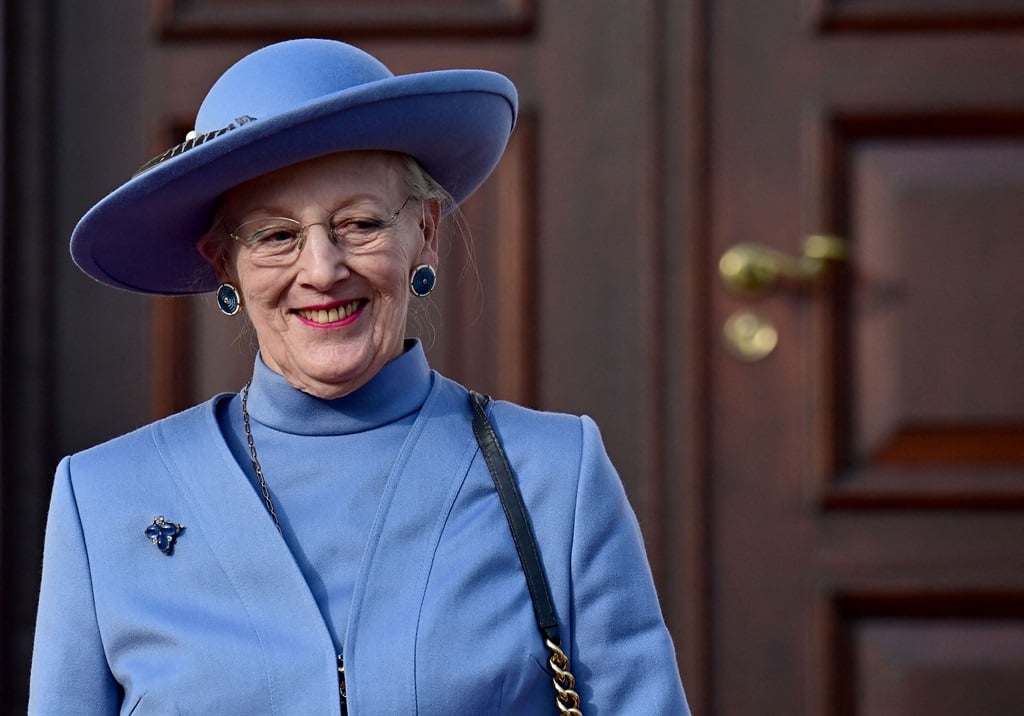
[244,339,433,436]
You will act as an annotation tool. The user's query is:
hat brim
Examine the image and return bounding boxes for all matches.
[70,69,516,295]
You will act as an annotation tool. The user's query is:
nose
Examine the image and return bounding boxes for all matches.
[295,223,350,287]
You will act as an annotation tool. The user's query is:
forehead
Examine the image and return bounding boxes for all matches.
[220,151,407,217]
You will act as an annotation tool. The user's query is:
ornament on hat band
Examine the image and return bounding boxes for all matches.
[217,283,243,315]
[132,115,256,178]
[410,264,437,297]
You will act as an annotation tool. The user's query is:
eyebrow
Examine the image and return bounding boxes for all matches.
[231,193,401,222]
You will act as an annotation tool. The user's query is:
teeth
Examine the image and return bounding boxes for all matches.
[299,300,360,324]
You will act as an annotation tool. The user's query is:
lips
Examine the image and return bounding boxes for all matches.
[294,298,365,325]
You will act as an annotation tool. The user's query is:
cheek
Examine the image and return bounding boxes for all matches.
[235,266,291,317]
[363,246,418,294]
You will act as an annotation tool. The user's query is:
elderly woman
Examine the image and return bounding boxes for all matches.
[29,39,689,715]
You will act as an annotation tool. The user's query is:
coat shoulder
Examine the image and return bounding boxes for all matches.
[67,394,229,477]
[488,398,587,449]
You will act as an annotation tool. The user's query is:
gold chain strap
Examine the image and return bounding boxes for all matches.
[546,638,583,715]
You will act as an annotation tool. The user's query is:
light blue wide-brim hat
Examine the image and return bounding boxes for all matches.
[70,38,518,295]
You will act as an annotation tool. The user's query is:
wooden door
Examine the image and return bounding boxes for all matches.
[707,1,1024,713]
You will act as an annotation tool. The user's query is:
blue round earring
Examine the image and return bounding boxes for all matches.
[410,264,437,297]
[216,283,242,316]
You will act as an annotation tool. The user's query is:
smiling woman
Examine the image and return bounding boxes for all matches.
[29,38,690,715]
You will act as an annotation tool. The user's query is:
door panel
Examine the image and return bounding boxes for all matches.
[852,141,1024,466]
[154,0,534,38]
[853,617,1024,715]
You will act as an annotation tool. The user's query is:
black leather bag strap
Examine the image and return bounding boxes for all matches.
[469,391,584,715]
[469,390,561,643]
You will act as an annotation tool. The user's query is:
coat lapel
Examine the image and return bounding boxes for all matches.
[152,398,339,714]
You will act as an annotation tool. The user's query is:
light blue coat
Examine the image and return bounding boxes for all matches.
[29,369,689,714]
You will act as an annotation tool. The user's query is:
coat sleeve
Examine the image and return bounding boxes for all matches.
[567,416,690,715]
[29,456,120,715]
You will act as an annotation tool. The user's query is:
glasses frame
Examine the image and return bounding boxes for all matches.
[226,195,417,267]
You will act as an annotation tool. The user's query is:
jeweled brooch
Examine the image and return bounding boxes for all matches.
[145,515,186,555]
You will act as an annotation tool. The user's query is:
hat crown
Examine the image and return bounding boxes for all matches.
[195,39,394,133]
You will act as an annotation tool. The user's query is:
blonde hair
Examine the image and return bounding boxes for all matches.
[399,155,479,346]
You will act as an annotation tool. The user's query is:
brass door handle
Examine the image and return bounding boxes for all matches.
[723,311,779,362]
[719,234,846,294]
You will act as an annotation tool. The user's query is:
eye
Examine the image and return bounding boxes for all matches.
[330,215,390,246]
[250,227,299,244]
[336,217,386,232]
[232,218,301,247]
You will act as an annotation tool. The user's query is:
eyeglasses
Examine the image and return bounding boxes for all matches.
[227,195,416,267]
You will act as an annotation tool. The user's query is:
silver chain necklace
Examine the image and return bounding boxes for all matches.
[241,379,283,531]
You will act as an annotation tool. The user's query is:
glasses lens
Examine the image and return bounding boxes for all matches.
[327,200,412,249]
[234,218,303,266]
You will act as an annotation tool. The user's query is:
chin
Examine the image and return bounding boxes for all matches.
[275,339,397,395]
[290,361,376,398]
[304,383,361,401]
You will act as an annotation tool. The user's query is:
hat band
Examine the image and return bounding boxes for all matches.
[133,115,257,178]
